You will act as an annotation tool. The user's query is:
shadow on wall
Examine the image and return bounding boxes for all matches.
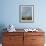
[0,24,7,43]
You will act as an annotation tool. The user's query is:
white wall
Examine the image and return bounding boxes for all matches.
[0,0,40,29]
[0,0,46,29]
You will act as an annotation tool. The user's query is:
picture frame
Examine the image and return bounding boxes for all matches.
[19,5,34,23]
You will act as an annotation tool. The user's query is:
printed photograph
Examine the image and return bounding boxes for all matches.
[19,5,34,23]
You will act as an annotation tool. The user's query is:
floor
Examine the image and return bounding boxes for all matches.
[0,44,2,46]
[0,44,46,46]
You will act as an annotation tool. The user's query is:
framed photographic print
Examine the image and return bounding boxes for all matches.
[19,5,34,23]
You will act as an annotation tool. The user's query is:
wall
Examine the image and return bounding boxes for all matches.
[0,0,46,29]
[0,0,39,29]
